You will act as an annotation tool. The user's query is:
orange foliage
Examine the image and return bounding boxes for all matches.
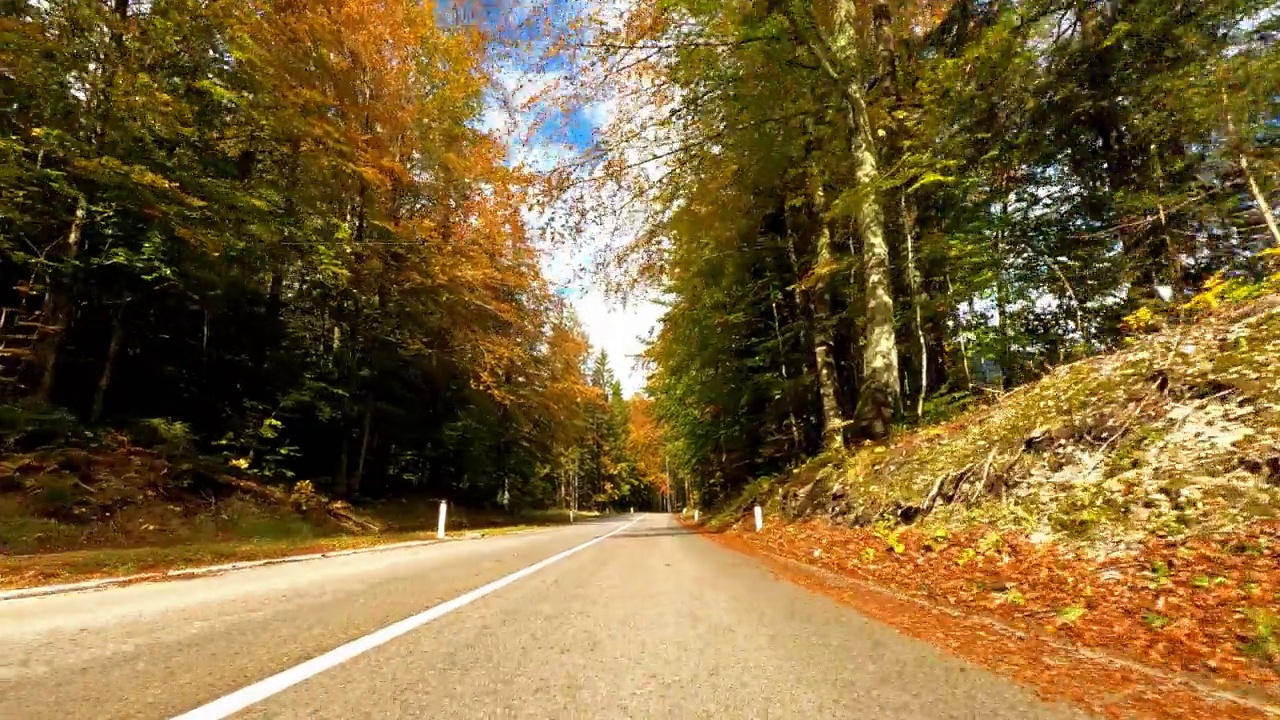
[231,0,564,405]
[626,396,669,494]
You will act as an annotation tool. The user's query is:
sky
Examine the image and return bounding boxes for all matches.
[466,0,665,397]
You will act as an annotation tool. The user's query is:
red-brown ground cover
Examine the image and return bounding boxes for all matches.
[694,516,1280,720]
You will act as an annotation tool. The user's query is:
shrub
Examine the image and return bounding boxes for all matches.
[127,418,196,457]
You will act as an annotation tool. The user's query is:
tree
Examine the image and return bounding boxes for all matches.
[0,0,659,514]
[583,0,1278,507]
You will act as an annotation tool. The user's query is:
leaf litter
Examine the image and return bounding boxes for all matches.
[702,515,1279,720]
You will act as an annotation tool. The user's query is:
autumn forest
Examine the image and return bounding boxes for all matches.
[1,0,667,513]
[2,0,1278,517]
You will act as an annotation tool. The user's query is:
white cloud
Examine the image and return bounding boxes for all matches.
[536,217,663,397]
[478,0,669,396]
[572,286,664,396]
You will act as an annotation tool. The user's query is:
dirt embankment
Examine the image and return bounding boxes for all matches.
[779,299,1280,542]
[0,427,580,590]
[704,299,1280,716]
[0,438,381,557]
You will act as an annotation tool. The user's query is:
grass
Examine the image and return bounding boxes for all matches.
[1239,608,1278,663]
[0,508,600,592]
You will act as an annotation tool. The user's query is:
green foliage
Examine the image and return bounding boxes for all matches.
[1143,611,1172,631]
[1000,588,1026,606]
[1056,606,1087,626]
[1148,561,1173,589]
[0,0,661,515]
[1239,608,1278,662]
[626,0,1279,516]
[128,419,196,457]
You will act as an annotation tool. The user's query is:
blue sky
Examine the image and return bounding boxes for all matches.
[455,0,664,396]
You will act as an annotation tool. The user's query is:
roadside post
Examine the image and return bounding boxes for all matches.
[437,500,447,539]
[694,509,699,522]
[753,504,763,532]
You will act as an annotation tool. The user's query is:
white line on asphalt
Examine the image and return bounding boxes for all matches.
[169,516,642,720]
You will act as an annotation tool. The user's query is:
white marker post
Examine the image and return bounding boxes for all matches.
[436,501,447,539]
[694,509,700,523]
[753,505,763,532]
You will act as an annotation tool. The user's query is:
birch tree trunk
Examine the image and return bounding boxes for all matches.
[784,0,902,439]
[804,178,849,450]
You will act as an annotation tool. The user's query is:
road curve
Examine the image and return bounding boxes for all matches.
[0,514,1091,719]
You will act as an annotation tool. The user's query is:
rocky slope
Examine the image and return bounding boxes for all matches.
[771,297,1280,545]
[702,299,1280,710]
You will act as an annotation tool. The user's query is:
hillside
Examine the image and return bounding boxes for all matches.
[703,299,1280,707]
[761,298,1280,542]
[0,434,381,558]
[0,418,590,590]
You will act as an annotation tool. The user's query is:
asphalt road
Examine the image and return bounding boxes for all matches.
[0,514,1091,719]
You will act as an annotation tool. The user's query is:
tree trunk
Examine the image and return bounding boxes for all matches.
[843,6,901,439]
[352,402,373,498]
[847,92,900,438]
[334,430,350,498]
[1241,155,1280,247]
[947,274,973,391]
[769,293,803,450]
[806,179,848,450]
[995,198,1012,389]
[902,195,928,418]
[1223,101,1279,247]
[780,0,900,437]
[784,231,816,442]
[1049,259,1088,354]
[90,302,126,424]
[34,196,87,403]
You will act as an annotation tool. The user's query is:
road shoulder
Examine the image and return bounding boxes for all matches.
[691,519,1277,720]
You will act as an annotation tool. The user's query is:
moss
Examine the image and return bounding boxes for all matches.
[730,299,1280,543]
[1160,476,1192,496]
[1103,424,1165,478]
[1242,500,1278,519]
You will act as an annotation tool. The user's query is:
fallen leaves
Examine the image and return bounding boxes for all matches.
[702,516,1280,719]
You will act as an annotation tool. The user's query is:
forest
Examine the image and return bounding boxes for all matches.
[3,0,1279,520]
[0,0,667,514]
[572,0,1280,508]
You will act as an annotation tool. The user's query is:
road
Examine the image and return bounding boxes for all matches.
[0,514,1090,719]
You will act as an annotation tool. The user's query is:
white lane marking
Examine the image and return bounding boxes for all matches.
[171,516,642,720]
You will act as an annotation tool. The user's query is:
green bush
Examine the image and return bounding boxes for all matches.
[127,418,196,457]
[0,516,80,554]
[0,401,83,450]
